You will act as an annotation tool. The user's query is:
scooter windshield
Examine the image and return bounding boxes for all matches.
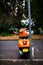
[19,36,29,39]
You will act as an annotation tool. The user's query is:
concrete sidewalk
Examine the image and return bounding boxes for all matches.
[0,35,43,40]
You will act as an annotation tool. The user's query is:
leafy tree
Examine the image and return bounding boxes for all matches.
[31,0,43,34]
[0,0,43,34]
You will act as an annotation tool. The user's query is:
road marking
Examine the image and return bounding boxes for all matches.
[0,59,43,62]
[32,47,35,57]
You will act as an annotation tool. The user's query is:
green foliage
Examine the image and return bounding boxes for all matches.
[21,22,25,27]
[31,0,43,34]
[25,0,28,17]
[0,32,8,36]
[9,27,18,33]
[0,0,43,35]
[0,15,18,34]
[8,27,14,34]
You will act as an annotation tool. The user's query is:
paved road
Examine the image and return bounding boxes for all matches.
[0,40,43,65]
[0,40,43,59]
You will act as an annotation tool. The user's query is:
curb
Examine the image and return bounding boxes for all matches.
[0,35,43,40]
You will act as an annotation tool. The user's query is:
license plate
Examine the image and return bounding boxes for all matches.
[22,49,28,52]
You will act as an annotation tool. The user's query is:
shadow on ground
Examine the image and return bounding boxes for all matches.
[0,61,43,65]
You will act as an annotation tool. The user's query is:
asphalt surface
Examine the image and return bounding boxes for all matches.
[0,40,43,65]
[0,40,43,59]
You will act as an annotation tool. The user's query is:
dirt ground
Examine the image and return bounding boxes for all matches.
[0,35,43,40]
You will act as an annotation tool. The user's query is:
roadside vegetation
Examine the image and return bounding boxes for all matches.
[0,0,43,36]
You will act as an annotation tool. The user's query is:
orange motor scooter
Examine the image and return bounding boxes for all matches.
[18,28,30,55]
